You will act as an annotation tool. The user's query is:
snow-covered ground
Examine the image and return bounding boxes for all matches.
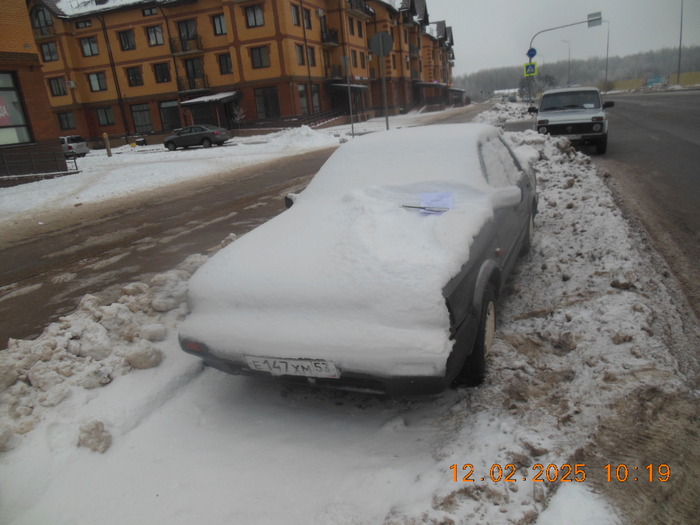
[1,105,697,524]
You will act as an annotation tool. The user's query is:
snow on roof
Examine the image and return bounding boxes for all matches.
[51,0,177,18]
[180,91,239,106]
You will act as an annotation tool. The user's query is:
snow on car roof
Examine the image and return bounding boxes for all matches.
[182,124,506,375]
[301,123,498,198]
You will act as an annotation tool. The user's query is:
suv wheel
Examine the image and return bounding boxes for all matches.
[595,135,608,154]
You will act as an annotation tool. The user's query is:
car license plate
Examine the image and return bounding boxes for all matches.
[245,356,339,378]
[564,134,582,140]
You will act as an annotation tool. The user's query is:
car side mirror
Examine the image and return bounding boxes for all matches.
[284,193,298,209]
[603,101,614,109]
[527,106,538,114]
[492,186,522,209]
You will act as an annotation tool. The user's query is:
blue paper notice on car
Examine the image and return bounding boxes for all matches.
[419,192,453,214]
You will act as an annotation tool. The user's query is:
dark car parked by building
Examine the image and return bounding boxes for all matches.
[164,124,230,151]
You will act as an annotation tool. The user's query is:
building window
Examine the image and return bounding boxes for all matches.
[303,8,312,29]
[392,54,397,70]
[246,6,265,28]
[0,73,32,145]
[348,17,355,36]
[298,84,309,115]
[218,53,233,74]
[159,100,181,131]
[131,103,153,133]
[311,84,321,113]
[76,20,92,29]
[291,5,300,26]
[307,47,316,67]
[153,63,171,83]
[351,49,357,67]
[81,37,99,57]
[40,42,59,62]
[360,52,365,69]
[212,14,227,35]
[358,21,363,38]
[142,7,157,16]
[30,6,53,36]
[250,46,270,68]
[295,44,305,66]
[118,30,136,51]
[57,112,76,131]
[87,72,107,91]
[254,86,280,119]
[49,77,67,96]
[96,107,115,126]
[146,26,164,46]
[126,67,143,86]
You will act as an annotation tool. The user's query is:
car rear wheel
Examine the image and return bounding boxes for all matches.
[459,285,496,387]
[166,142,176,151]
[202,138,212,148]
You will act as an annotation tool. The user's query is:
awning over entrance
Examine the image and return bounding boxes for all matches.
[329,83,370,91]
[181,91,239,105]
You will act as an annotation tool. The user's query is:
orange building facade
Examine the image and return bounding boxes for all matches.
[0,0,66,178]
[25,0,458,143]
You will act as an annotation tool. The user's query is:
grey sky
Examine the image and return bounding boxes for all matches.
[427,0,700,77]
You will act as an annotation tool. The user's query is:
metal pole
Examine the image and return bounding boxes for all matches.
[604,21,610,92]
[677,0,684,85]
[380,39,389,130]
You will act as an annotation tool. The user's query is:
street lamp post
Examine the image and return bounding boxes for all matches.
[527,12,602,101]
[561,40,571,86]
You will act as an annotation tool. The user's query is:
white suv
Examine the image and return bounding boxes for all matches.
[60,135,90,158]
[528,87,614,154]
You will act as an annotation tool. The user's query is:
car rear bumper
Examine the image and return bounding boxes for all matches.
[180,338,454,397]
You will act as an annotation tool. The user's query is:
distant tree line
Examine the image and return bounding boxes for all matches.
[454,45,700,101]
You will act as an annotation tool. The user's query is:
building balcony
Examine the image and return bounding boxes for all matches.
[170,36,203,55]
[321,28,339,47]
[346,0,371,19]
[177,75,209,93]
[325,65,344,80]
[33,25,55,40]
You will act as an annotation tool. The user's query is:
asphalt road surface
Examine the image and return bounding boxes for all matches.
[593,90,700,318]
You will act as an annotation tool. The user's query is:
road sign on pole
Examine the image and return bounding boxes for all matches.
[526,47,537,59]
[524,62,538,77]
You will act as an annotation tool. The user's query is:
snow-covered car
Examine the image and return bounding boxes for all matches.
[528,87,614,154]
[179,124,538,396]
[59,135,90,157]
[163,124,229,150]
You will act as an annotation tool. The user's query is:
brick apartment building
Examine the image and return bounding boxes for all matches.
[25,0,459,145]
[0,0,67,178]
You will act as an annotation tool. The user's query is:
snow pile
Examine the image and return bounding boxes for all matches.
[0,255,207,453]
[475,101,534,126]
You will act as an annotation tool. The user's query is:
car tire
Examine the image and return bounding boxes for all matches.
[166,142,176,151]
[519,213,535,257]
[595,135,608,154]
[202,138,212,148]
[459,285,496,387]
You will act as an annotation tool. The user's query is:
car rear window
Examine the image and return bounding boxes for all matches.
[68,136,85,143]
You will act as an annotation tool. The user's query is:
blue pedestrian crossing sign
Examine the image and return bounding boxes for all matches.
[524,62,538,77]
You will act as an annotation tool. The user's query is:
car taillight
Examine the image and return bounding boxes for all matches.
[212,131,222,135]
[68,145,74,150]
[537,119,549,125]
[591,116,604,122]
[180,337,209,354]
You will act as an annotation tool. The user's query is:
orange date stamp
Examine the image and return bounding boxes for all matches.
[450,463,671,483]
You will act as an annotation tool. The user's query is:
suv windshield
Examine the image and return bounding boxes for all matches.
[540,90,601,111]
